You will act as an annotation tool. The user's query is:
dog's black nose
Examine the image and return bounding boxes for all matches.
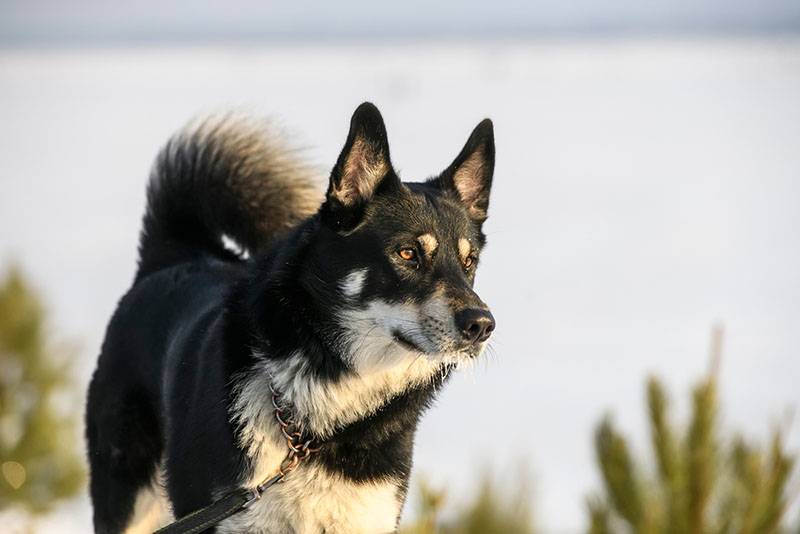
[455,309,495,344]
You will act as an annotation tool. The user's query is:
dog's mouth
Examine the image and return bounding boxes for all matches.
[391,330,483,360]
[391,330,426,353]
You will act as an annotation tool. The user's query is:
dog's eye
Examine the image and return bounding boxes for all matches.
[464,256,475,270]
[398,248,418,262]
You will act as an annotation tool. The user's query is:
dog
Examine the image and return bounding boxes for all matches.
[85,102,496,533]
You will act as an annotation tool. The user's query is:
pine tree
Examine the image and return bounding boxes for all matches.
[0,266,85,515]
[587,326,795,534]
[401,471,534,534]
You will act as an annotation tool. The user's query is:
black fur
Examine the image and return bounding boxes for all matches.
[86,103,495,533]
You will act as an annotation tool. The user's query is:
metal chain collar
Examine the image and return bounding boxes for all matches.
[270,380,322,476]
[244,379,322,507]
[154,379,325,532]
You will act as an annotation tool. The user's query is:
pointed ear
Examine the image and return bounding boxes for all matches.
[438,119,495,222]
[328,102,393,208]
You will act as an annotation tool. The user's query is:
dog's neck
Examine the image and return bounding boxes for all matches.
[231,350,450,447]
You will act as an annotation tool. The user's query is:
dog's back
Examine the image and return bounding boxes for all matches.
[85,116,321,533]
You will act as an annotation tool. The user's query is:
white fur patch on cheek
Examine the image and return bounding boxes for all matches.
[337,299,428,370]
[340,268,368,298]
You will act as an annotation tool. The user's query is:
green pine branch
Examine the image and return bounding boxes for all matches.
[586,327,795,534]
[0,266,85,514]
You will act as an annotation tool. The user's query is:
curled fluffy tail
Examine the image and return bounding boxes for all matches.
[137,114,323,279]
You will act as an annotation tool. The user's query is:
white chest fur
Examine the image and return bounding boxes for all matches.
[217,464,402,534]
[224,355,415,533]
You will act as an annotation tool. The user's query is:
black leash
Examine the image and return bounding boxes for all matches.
[154,474,283,534]
[153,380,321,534]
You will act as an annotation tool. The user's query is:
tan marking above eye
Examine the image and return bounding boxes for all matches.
[417,234,439,257]
[458,238,472,261]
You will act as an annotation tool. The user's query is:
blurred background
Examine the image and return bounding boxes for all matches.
[1,1,799,532]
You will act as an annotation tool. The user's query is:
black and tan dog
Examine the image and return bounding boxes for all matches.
[86,103,496,533]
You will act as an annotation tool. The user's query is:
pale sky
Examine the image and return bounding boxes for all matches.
[1,0,799,44]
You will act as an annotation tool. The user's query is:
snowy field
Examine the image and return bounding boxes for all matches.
[1,36,799,532]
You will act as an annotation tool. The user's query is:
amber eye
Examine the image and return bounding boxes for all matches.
[464,256,475,269]
[398,248,418,262]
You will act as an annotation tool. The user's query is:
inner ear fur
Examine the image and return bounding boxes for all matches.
[328,102,394,208]
[438,118,495,222]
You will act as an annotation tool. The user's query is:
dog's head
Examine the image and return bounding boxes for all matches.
[309,102,495,372]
